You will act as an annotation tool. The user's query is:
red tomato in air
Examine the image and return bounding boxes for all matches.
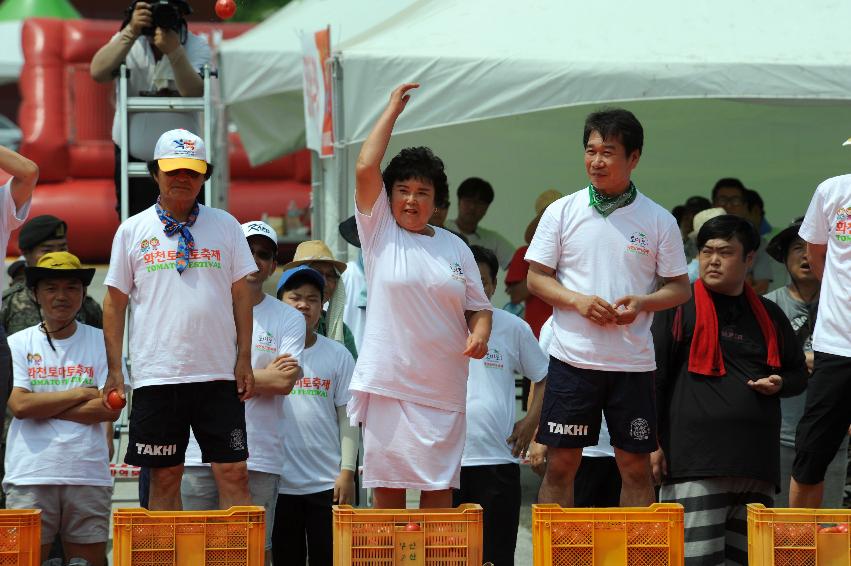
[215,0,236,20]
[404,522,421,531]
[107,390,126,409]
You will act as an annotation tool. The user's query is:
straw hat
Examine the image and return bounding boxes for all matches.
[280,240,347,273]
[687,207,726,241]
[525,189,564,244]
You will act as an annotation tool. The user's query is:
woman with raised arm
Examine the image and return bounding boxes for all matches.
[349,83,493,509]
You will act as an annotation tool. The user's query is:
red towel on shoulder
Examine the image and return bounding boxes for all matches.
[688,279,781,376]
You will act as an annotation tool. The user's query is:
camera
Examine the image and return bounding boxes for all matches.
[141,0,192,36]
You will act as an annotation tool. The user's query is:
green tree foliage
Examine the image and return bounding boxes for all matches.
[230,0,291,22]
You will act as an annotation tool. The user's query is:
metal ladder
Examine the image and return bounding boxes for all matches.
[116,63,223,222]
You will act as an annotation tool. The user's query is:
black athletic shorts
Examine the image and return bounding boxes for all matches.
[125,380,248,468]
[793,351,851,484]
[536,356,657,453]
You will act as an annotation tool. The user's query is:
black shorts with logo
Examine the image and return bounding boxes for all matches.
[536,356,657,453]
[793,351,851,484]
[126,380,248,468]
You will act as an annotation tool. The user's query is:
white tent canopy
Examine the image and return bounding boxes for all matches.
[0,21,22,86]
[218,0,417,164]
[337,0,851,144]
[311,0,851,274]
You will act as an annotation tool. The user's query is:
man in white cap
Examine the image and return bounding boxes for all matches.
[789,144,851,507]
[102,128,258,510]
[181,220,305,564]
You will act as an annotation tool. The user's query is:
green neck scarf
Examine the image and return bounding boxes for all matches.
[588,182,637,217]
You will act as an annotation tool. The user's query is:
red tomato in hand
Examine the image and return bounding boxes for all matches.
[215,0,237,20]
[107,390,126,410]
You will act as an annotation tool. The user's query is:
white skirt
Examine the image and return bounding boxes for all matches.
[348,391,465,490]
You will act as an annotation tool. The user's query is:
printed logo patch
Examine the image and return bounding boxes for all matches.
[450,262,465,282]
[547,422,589,436]
[626,231,651,256]
[26,353,42,367]
[483,348,504,370]
[834,207,851,242]
[255,331,276,352]
[629,418,650,441]
[229,429,246,451]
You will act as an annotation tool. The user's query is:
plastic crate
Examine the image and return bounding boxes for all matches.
[112,506,265,566]
[532,503,684,566]
[332,504,483,565]
[748,503,851,566]
[0,509,40,566]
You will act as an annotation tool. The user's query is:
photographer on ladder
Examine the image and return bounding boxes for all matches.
[90,1,210,218]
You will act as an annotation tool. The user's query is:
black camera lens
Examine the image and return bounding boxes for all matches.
[152,1,181,30]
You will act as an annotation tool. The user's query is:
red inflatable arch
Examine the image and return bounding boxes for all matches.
[8,18,310,263]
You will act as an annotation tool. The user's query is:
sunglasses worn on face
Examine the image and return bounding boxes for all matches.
[165,169,202,179]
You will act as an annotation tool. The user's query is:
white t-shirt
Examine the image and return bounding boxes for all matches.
[4,324,112,488]
[525,189,687,371]
[104,205,257,388]
[341,256,366,353]
[278,334,354,495]
[462,309,548,466]
[353,193,492,413]
[0,179,31,291]
[185,295,306,473]
[799,174,851,356]
[110,32,211,158]
[539,316,614,458]
[447,219,516,270]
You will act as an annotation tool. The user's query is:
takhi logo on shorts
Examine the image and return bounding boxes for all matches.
[626,231,651,256]
[547,422,589,436]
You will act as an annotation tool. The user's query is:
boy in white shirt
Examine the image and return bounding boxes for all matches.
[454,246,548,566]
[5,252,122,566]
[272,266,358,566]
[180,221,305,565]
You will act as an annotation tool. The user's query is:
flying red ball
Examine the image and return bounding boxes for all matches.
[107,390,126,410]
[215,0,237,20]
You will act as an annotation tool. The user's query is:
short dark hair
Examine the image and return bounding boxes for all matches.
[711,177,746,202]
[456,177,494,204]
[671,205,686,225]
[147,160,214,182]
[382,147,449,207]
[583,108,644,156]
[685,195,712,213]
[744,188,764,214]
[470,245,498,284]
[696,214,760,256]
[276,272,324,302]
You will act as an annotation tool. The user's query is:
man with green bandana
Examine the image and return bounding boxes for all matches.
[525,108,691,508]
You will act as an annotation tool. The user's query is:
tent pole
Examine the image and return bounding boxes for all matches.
[327,53,348,262]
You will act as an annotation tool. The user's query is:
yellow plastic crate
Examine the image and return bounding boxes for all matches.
[748,503,851,566]
[112,506,265,566]
[532,503,684,566]
[332,504,483,566]
[0,509,41,566]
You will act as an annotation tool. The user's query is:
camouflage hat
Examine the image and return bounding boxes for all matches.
[18,215,67,251]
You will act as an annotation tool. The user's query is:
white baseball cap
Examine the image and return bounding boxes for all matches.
[154,129,208,174]
[241,221,279,248]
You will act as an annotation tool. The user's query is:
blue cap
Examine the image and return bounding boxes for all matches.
[276,265,325,298]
